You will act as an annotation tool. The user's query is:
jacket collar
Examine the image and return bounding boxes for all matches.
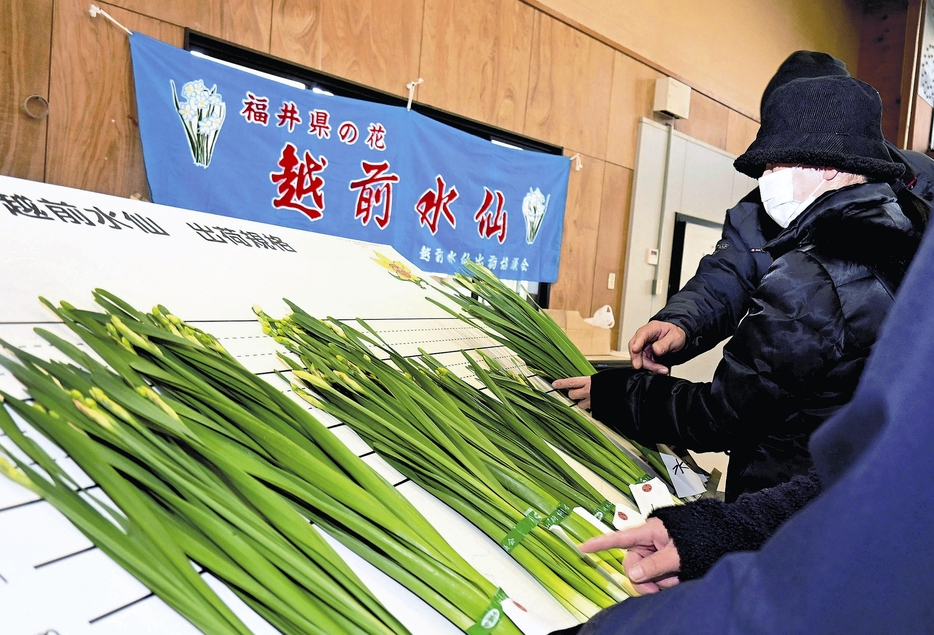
[764,181,905,259]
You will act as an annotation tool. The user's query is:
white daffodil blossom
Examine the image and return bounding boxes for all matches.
[521,187,550,245]
[181,79,205,97]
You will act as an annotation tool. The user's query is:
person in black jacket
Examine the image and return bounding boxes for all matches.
[549,195,934,635]
[562,75,921,503]
[627,51,933,375]
[554,53,931,404]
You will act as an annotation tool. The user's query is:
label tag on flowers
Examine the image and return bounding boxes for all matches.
[539,502,571,528]
[593,499,616,522]
[547,524,582,553]
[629,477,674,517]
[611,502,645,530]
[660,453,706,498]
[500,508,542,553]
[502,596,553,635]
[573,506,614,533]
[466,587,508,635]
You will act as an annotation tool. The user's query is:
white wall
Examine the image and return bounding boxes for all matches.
[620,117,755,383]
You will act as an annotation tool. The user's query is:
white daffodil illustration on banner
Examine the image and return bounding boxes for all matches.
[522,187,550,245]
[170,79,226,168]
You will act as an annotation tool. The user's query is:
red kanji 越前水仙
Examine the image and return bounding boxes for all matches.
[474,187,508,244]
[415,175,458,235]
[269,142,328,221]
[349,160,400,229]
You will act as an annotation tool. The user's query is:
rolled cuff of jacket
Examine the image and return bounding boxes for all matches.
[649,471,824,581]
[649,500,746,581]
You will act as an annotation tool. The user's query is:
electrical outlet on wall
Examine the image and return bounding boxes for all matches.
[607,273,616,289]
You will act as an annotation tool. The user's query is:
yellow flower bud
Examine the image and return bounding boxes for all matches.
[0,457,35,491]
[73,399,116,431]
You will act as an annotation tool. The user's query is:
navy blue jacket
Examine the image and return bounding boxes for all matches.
[591,182,919,501]
[556,203,934,635]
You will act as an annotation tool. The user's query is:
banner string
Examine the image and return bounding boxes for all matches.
[89,4,133,36]
[406,78,423,111]
[569,153,583,171]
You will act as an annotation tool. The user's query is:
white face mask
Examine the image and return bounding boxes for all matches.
[758,167,825,228]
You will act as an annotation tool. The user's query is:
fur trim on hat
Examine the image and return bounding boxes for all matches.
[737,76,903,182]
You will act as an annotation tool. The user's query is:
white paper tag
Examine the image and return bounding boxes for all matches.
[629,477,675,517]
[572,506,614,534]
[547,524,584,555]
[502,597,554,635]
[611,501,645,530]
[661,453,707,498]
[547,524,606,568]
[546,525,630,596]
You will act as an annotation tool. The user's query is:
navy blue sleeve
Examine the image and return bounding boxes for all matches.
[652,193,774,366]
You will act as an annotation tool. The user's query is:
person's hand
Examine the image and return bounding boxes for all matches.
[579,518,681,594]
[628,321,687,375]
[551,376,592,410]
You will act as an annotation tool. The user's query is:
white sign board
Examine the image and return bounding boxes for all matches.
[0,175,578,634]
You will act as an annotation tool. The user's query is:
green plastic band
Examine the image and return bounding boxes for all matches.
[637,474,653,483]
[593,499,616,522]
[466,587,508,635]
[500,508,542,553]
[540,501,572,528]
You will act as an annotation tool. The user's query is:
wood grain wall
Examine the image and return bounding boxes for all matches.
[1,0,53,182]
[4,0,896,348]
[523,0,863,120]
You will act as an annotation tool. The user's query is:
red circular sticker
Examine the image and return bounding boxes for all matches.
[642,483,653,492]
[617,511,629,521]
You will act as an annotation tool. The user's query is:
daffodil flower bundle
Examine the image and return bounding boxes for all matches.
[427,260,595,381]
[262,304,638,621]
[427,261,672,485]
[468,353,670,500]
[0,291,522,635]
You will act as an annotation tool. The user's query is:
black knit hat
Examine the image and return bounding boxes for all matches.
[761,51,849,116]
[734,76,904,181]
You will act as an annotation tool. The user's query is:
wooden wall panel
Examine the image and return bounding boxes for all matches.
[896,0,923,149]
[857,0,909,144]
[521,0,862,121]
[910,94,932,153]
[725,109,759,157]
[45,0,184,198]
[418,0,534,131]
[269,0,322,74]
[674,90,730,152]
[548,151,604,315]
[0,0,53,181]
[605,52,663,170]
[525,13,614,159]
[270,0,424,98]
[590,162,632,348]
[106,0,273,52]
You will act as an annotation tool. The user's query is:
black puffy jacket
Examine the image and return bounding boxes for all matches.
[592,181,920,501]
[654,144,932,367]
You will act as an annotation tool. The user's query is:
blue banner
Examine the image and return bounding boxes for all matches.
[129,34,570,281]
